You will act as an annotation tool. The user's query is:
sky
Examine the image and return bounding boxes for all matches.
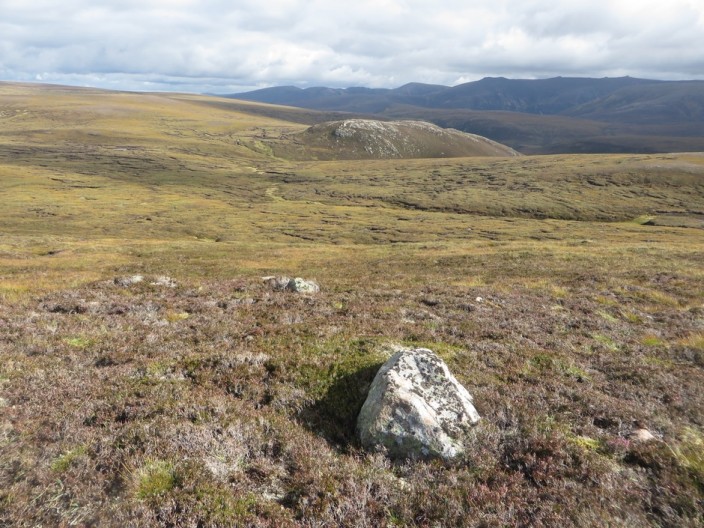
[1,0,703,94]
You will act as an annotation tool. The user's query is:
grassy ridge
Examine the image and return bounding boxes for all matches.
[1,83,703,526]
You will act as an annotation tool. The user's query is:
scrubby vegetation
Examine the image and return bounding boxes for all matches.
[0,83,703,526]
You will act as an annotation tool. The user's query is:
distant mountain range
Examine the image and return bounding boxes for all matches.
[227,77,704,154]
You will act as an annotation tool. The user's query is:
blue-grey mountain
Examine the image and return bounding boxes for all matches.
[228,77,704,154]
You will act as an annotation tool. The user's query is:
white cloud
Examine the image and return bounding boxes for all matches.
[0,0,702,92]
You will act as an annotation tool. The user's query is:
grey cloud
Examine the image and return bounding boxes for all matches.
[0,0,702,93]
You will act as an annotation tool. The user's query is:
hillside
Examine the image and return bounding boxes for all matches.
[274,119,520,160]
[567,81,704,124]
[1,82,703,527]
[231,77,704,154]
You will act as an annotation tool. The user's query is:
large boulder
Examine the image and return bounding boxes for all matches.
[357,347,480,460]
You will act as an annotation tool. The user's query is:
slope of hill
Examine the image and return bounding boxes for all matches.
[274,119,520,160]
[380,104,704,155]
[567,81,704,124]
[416,76,656,113]
[230,77,704,154]
[1,82,703,528]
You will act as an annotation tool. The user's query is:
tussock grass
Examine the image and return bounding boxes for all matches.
[133,459,180,500]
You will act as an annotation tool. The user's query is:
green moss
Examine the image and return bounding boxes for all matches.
[64,336,94,349]
[597,310,619,323]
[570,435,601,451]
[632,215,656,225]
[563,364,591,382]
[193,486,258,525]
[146,360,172,378]
[50,445,87,473]
[530,353,555,371]
[643,355,674,368]
[403,340,465,360]
[592,333,620,352]
[134,460,180,500]
[623,311,644,324]
[522,352,593,382]
[292,338,387,446]
[165,311,190,322]
[291,337,386,399]
[641,334,667,347]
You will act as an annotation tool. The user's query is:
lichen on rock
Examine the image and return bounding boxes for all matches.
[262,276,319,293]
[356,346,480,460]
[285,277,320,293]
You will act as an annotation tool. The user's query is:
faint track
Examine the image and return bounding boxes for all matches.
[265,186,284,202]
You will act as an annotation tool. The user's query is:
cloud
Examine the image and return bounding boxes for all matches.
[0,0,702,93]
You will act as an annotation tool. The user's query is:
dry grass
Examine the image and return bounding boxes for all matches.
[0,83,703,527]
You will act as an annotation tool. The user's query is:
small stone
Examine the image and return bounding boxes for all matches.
[151,275,177,288]
[630,428,656,442]
[263,276,290,291]
[0,422,14,446]
[114,275,144,286]
[285,277,320,294]
[475,296,483,303]
[357,347,480,460]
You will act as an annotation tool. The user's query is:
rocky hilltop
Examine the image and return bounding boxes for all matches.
[281,119,520,160]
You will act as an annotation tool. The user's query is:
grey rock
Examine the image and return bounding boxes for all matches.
[262,276,291,291]
[285,277,320,294]
[630,428,656,442]
[114,275,144,287]
[150,275,177,288]
[357,347,480,460]
[0,422,14,447]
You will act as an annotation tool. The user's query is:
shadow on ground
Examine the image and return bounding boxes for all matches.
[299,362,384,451]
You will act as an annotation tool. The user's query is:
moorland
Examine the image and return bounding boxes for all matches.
[0,81,703,527]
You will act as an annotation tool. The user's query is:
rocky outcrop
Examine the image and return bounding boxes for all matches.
[286,119,521,160]
[285,277,320,293]
[263,276,320,293]
[357,347,480,460]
